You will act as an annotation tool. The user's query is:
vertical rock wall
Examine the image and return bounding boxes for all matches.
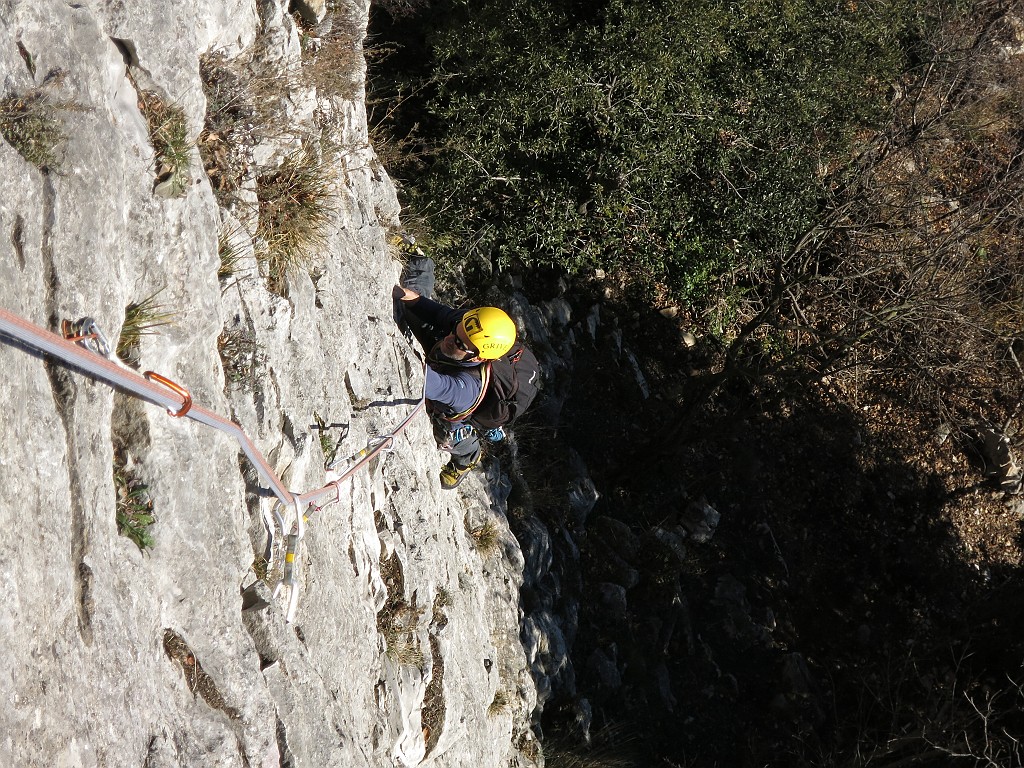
[0,1,537,766]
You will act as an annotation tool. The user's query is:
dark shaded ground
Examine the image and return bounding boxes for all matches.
[536,290,1024,767]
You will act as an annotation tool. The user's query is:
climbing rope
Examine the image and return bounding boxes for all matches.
[0,306,425,622]
[277,389,425,622]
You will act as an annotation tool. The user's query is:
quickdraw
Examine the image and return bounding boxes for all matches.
[60,316,110,357]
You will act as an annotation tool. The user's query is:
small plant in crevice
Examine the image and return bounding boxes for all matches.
[251,554,269,581]
[134,84,193,198]
[0,72,81,171]
[468,518,500,556]
[488,689,509,717]
[255,139,337,294]
[434,586,452,609]
[217,326,263,390]
[377,552,426,668]
[198,52,275,204]
[312,411,338,464]
[384,627,425,667]
[296,0,365,101]
[117,291,175,367]
[429,586,451,632]
[421,634,446,757]
[218,225,252,281]
[163,629,241,718]
[114,466,155,551]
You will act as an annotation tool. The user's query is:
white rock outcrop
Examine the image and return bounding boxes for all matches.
[0,1,538,766]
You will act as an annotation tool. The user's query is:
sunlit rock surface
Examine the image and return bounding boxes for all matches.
[0,1,538,765]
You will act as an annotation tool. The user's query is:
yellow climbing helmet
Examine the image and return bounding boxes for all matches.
[461,306,517,360]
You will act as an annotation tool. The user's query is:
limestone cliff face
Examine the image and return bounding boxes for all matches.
[0,1,538,765]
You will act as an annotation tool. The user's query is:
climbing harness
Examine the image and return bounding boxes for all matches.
[0,306,425,623]
[437,359,491,424]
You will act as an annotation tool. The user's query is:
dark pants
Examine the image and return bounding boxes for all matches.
[397,257,482,469]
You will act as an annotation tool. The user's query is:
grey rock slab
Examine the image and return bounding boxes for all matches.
[0,1,537,767]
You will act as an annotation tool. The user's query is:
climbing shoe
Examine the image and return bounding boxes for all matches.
[439,460,473,490]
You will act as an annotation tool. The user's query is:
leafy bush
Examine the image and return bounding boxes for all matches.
[374,0,941,305]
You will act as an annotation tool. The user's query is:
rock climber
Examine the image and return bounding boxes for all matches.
[393,255,518,490]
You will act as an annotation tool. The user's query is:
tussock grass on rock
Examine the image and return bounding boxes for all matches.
[135,87,192,197]
[217,225,250,281]
[488,689,509,716]
[0,84,76,171]
[117,291,176,367]
[469,519,500,555]
[256,140,337,294]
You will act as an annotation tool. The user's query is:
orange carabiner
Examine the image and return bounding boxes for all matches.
[143,370,193,418]
[60,318,94,343]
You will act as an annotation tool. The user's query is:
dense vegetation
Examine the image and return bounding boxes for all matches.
[371,1,1024,766]
[375,0,1024,442]
[375,0,936,303]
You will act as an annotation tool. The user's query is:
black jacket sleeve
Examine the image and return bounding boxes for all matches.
[405,295,466,335]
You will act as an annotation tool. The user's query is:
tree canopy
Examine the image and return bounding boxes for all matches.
[380,0,941,303]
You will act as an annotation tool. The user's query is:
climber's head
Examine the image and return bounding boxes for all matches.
[460,307,516,360]
[440,307,517,361]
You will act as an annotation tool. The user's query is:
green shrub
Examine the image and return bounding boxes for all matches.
[374,0,942,307]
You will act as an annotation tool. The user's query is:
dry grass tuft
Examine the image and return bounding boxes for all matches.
[217,327,263,390]
[488,689,509,717]
[199,53,261,203]
[468,519,500,555]
[299,1,366,101]
[218,225,252,281]
[256,140,337,294]
[117,291,175,368]
[377,552,426,668]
